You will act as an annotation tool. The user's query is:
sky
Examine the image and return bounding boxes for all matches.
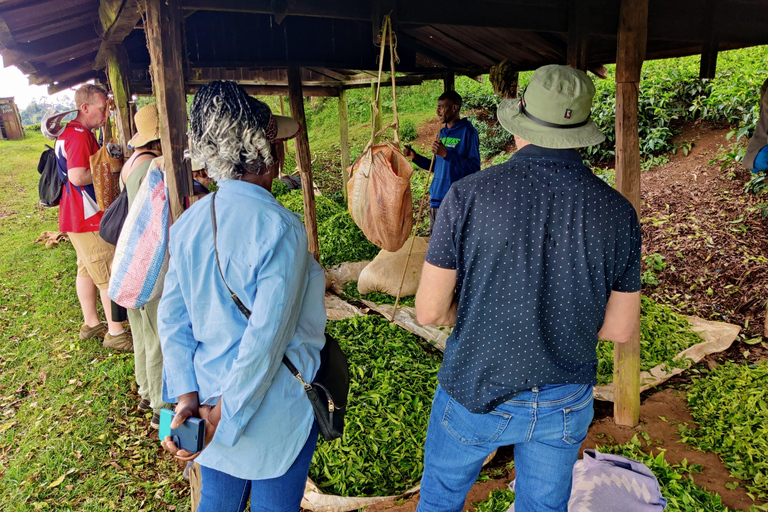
[0,55,74,109]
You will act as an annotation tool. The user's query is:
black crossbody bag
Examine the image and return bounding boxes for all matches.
[210,192,348,441]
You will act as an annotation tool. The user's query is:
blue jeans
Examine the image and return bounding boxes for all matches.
[418,384,594,512]
[198,421,319,512]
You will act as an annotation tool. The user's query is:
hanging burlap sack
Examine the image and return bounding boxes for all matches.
[357,236,428,296]
[347,142,413,252]
[90,137,123,210]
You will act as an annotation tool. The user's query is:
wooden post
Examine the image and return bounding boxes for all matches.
[288,65,320,261]
[142,0,191,222]
[699,0,719,79]
[613,0,648,427]
[338,88,351,202]
[371,81,382,144]
[278,95,287,177]
[443,71,455,92]
[105,44,133,157]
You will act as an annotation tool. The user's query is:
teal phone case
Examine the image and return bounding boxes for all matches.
[158,408,173,440]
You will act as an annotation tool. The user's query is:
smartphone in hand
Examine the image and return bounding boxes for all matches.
[158,409,206,453]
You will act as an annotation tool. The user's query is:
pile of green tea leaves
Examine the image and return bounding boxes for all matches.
[341,280,416,307]
[678,361,768,502]
[310,315,442,496]
[473,489,516,512]
[596,297,703,385]
[600,437,732,511]
[275,189,379,267]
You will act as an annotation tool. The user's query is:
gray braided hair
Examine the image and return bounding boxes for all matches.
[187,80,274,182]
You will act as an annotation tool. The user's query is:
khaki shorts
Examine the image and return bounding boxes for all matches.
[68,231,115,290]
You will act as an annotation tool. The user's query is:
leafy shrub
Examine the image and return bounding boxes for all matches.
[456,75,498,112]
[469,115,514,161]
[24,123,41,132]
[400,118,418,142]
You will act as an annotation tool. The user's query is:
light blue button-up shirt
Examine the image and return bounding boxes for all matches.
[158,180,326,480]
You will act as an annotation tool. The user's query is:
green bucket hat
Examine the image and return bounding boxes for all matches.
[497,65,605,149]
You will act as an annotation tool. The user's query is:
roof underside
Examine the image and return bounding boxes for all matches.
[1,0,767,94]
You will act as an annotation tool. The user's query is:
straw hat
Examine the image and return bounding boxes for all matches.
[497,65,605,149]
[128,104,161,149]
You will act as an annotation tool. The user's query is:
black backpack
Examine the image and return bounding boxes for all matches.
[37,144,64,207]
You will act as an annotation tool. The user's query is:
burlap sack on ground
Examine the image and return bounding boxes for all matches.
[347,142,413,253]
[357,237,429,297]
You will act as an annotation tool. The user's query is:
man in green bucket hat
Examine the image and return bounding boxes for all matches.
[415,65,642,512]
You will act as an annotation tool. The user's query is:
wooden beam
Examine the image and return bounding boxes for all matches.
[143,0,191,222]
[0,15,16,50]
[0,27,99,67]
[28,53,97,84]
[287,65,320,261]
[12,12,94,43]
[567,0,588,71]
[94,0,143,69]
[613,0,648,428]
[105,44,133,157]
[338,88,350,202]
[47,71,100,94]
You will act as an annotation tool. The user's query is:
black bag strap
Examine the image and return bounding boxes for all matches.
[210,192,312,390]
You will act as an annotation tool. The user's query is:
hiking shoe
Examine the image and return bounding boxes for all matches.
[137,398,151,413]
[79,323,107,340]
[150,411,161,429]
[103,331,133,352]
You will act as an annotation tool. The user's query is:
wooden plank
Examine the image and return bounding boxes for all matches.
[0,15,16,50]
[360,300,449,352]
[143,0,191,222]
[105,44,133,157]
[338,88,350,202]
[12,12,94,43]
[47,71,100,94]
[287,65,320,261]
[613,0,648,428]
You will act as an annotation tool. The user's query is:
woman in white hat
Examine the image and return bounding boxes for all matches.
[119,103,172,429]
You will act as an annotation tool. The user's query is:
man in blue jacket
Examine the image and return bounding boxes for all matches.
[404,90,481,233]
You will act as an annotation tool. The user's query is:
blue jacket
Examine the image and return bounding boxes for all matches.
[414,117,481,207]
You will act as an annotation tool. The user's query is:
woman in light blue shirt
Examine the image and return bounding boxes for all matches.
[158,81,326,511]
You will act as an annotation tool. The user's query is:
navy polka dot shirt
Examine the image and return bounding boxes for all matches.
[426,145,642,414]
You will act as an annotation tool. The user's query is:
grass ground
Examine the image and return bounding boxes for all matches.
[0,132,188,511]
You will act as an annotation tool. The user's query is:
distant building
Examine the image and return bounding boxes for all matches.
[0,98,25,140]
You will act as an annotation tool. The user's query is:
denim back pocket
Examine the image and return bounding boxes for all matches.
[562,388,595,445]
[441,397,512,445]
